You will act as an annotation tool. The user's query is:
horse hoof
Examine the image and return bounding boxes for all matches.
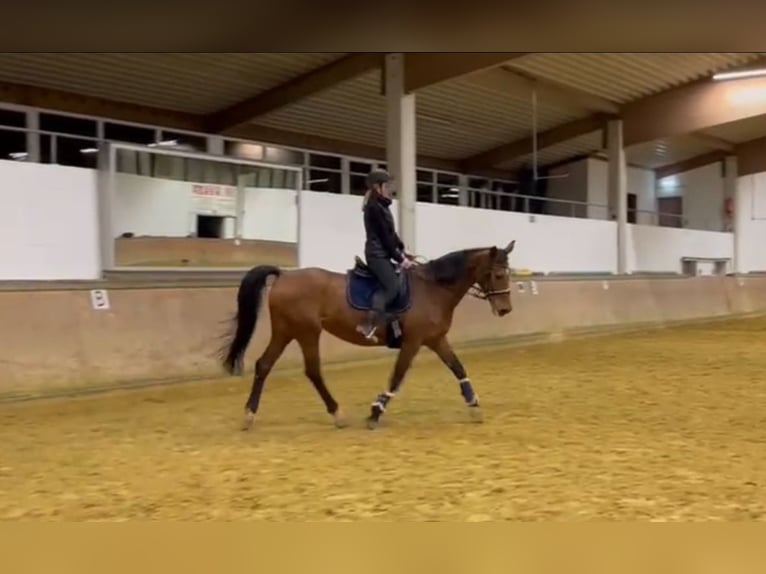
[333,409,349,429]
[241,410,255,431]
[468,405,484,423]
[366,416,379,430]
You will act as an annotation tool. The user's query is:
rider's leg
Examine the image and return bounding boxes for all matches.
[357,257,400,339]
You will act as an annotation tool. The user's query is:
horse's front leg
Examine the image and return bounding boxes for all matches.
[427,336,483,422]
[366,339,421,429]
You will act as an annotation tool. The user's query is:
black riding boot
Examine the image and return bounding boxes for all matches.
[357,291,386,340]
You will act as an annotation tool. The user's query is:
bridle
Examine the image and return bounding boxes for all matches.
[468,282,512,301]
[405,254,511,301]
[467,266,512,301]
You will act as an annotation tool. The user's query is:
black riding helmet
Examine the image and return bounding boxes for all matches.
[366,168,391,188]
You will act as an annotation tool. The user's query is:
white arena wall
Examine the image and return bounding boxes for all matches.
[2,158,766,281]
[113,172,297,244]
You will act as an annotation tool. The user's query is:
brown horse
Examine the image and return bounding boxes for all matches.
[220,240,516,430]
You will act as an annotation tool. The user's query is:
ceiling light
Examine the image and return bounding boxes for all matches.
[80,147,99,154]
[713,68,766,81]
[418,114,455,127]
[148,139,179,148]
[8,151,27,160]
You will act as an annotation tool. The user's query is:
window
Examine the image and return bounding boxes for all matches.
[161,130,207,152]
[256,168,272,187]
[226,140,264,160]
[153,154,185,180]
[265,146,303,166]
[492,180,516,212]
[350,161,372,175]
[437,186,460,205]
[40,113,97,138]
[104,122,155,145]
[309,153,341,170]
[57,137,99,169]
[417,169,434,183]
[0,109,27,162]
[39,113,100,167]
[308,169,341,193]
[417,183,434,203]
[437,173,459,186]
[0,129,26,162]
[0,108,25,128]
[350,174,368,196]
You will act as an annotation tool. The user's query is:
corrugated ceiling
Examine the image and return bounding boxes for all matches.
[0,53,763,172]
[507,53,762,104]
[497,130,603,171]
[0,53,342,114]
[626,135,724,169]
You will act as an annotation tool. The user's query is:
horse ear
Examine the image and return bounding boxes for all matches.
[504,240,516,254]
[489,246,498,259]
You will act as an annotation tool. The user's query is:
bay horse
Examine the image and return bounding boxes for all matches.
[220,240,516,430]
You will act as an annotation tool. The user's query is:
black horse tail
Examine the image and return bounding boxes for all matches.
[220,265,282,375]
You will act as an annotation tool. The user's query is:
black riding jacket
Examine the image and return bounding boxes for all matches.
[363,193,405,263]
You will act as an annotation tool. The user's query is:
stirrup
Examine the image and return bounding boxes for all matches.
[356,322,378,340]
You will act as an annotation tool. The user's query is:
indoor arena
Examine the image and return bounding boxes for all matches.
[3,53,766,521]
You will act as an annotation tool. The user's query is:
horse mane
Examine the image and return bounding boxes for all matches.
[420,248,486,285]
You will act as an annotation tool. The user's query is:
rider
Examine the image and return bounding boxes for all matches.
[356,168,414,339]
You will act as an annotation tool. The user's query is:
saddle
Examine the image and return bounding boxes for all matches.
[345,255,412,349]
[351,256,374,277]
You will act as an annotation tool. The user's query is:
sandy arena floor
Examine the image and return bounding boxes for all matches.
[2,317,766,521]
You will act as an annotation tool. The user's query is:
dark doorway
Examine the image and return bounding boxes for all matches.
[627,193,637,224]
[196,215,225,238]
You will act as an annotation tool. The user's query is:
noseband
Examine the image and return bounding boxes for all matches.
[468,283,512,301]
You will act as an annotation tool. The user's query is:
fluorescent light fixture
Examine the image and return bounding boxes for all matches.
[418,114,455,127]
[148,139,179,148]
[659,176,678,189]
[441,187,460,198]
[8,151,27,160]
[80,147,99,154]
[713,68,766,81]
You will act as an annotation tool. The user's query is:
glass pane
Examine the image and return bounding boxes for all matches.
[56,135,98,168]
[416,169,433,183]
[161,131,207,152]
[256,168,272,187]
[350,174,368,195]
[309,153,341,170]
[265,146,303,165]
[104,122,155,145]
[0,128,26,160]
[0,108,25,128]
[437,172,459,186]
[468,177,489,190]
[437,185,460,205]
[309,169,341,193]
[417,183,433,203]
[350,161,372,174]
[40,113,97,137]
[153,154,184,180]
[272,169,286,189]
[226,140,264,160]
[40,134,53,164]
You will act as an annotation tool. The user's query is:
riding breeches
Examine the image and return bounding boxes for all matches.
[365,256,400,313]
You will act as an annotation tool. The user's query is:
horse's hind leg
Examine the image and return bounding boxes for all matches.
[242,324,292,431]
[297,330,346,428]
